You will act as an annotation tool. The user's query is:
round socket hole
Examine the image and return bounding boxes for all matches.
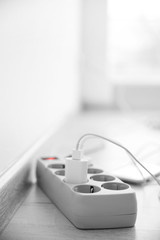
[90,174,115,182]
[48,164,65,169]
[73,185,101,194]
[55,170,65,176]
[88,168,103,174]
[102,182,129,190]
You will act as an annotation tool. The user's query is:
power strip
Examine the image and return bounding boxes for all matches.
[37,156,137,229]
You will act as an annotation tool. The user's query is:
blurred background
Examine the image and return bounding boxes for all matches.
[1,0,160,174]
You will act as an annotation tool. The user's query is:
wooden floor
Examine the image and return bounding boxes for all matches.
[1,112,160,239]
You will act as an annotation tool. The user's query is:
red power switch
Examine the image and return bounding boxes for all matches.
[42,157,59,160]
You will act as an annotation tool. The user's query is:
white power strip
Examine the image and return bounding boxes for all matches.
[37,156,137,229]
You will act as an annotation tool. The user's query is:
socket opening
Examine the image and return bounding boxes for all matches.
[65,154,72,158]
[102,182,129,190]
[55,170,65,176]
[90,174,115,182]
[88,168,103,174]
[48,164,65,169]
[73,185,101,194]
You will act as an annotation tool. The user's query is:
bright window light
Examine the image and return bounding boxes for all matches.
[107,0,160,84]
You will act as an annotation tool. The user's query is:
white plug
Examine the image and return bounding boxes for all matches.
[65,149,88,184]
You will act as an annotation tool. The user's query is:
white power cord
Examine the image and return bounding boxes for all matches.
[75,133,160,187]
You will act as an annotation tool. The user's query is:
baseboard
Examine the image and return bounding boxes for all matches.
[0,123,58,234]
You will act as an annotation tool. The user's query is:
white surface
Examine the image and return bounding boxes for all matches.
[0,0,80,173]
[113,163,160,184]
[35,111,160,174]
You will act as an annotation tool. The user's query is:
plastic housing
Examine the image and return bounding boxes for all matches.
[37,157,137,229]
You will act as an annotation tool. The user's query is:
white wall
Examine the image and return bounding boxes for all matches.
[80,0,113,108]
[0,0,80,173]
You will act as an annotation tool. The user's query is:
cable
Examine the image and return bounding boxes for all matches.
[76,133,160,187]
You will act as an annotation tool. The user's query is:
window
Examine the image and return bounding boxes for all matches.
[108,0,160,84]
[81,0,160,108]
